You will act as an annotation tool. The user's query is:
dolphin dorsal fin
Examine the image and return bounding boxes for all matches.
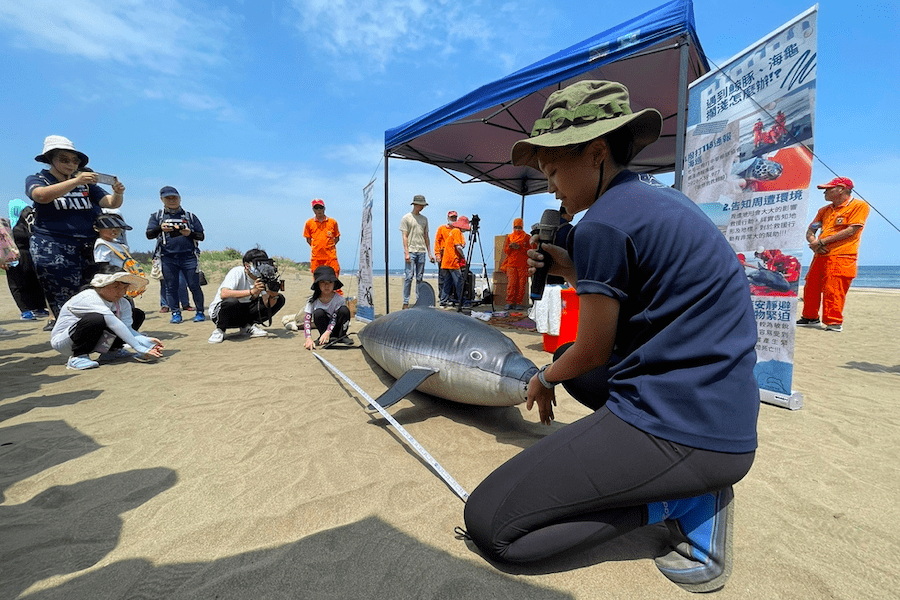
[413,281,436,308]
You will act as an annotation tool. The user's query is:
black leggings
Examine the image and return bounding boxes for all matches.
[463,342,754,564]
[213,295,285,330]
[69,309,146,356]
[311,306,350,338]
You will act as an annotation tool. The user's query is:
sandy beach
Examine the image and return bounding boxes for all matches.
[1,273,899,599]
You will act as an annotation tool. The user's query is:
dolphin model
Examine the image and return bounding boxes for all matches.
[746,266,791,292]
[357,282,538,409]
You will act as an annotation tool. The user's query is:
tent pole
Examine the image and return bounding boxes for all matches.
[520,194,525,221]
[674,36,689,191]
[384,151,391,313]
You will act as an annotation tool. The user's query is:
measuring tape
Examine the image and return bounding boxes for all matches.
[313,353,469,502]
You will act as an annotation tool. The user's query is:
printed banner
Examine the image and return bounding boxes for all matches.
[684,7,817,399]
[356,178,376,322]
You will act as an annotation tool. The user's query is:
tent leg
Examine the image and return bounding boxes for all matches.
[674,36,689,191]
[384,152,391,313]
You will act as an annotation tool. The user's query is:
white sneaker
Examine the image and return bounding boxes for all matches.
[67,355,99,370]
[208,328,225,344]
[247,325,268,338]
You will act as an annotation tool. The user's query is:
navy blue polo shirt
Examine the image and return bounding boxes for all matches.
[570,170,759,453]
[26,170,106,240]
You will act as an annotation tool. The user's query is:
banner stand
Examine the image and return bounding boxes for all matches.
[760,388,803,410]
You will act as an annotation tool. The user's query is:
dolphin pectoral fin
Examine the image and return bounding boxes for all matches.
[367,366,439,410]
[413,281,436,309]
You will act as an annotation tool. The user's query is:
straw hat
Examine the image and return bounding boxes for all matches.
[511,80,662,170]
[34,135,89,168]
[90,268,148,294]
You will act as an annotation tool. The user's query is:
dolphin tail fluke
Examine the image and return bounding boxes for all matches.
[367,366,439,411]
[413,281,436,309]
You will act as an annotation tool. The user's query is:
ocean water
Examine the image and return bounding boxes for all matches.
[373,265,900,289]
[798,265,900,289]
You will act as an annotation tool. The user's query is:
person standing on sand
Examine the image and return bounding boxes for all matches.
[26,135,127,329]
[501,217,533,309]
[399,194,434,309]
[146,186,206,325]
[303,198,341,278]
[797,176,869,332]
[434,210,457,305]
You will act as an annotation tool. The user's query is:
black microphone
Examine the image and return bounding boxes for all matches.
[530,209,560,301]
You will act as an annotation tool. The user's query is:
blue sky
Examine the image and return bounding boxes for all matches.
[1,0,897,271]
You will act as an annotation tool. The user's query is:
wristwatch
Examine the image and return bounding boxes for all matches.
[537,364,557,389]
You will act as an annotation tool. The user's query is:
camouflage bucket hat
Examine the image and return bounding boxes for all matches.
[511,80,663,170]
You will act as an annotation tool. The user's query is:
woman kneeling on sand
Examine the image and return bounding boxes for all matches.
[462,81,760,593]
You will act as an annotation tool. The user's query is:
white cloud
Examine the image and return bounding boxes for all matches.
[0,0,236,76]
[286,0,496,70]
[0,1,243,119]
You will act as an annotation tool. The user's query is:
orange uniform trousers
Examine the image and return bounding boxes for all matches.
[801,254,856,325]
[506,266,529,306]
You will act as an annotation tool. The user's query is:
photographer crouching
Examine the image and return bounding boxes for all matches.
[207,248,285,344]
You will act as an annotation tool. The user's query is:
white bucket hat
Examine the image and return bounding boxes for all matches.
[35,135,89,168]
[90,269,148,295]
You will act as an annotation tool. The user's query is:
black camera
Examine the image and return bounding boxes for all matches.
[163,218,187,231]
[253,260,284,293]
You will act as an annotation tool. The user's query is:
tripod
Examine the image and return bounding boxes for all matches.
[457,214,492,313]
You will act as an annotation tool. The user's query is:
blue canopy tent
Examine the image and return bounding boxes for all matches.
[382,0,710,308]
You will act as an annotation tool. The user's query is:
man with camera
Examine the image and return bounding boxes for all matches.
[145,186,206,324]
[207,248,285,344]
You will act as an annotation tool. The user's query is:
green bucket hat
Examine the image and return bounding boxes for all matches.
[511,80,662,170]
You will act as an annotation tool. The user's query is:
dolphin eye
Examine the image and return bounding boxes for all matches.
[469,350,483,361]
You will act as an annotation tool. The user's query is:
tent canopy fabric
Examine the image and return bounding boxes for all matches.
[384,0,710,197]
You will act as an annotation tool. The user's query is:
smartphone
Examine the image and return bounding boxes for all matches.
[95,173,118,186]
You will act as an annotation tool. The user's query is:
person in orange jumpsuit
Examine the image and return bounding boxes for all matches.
[798,177,869,332]
[501,217,532,309]
[303,198,340,277]
[434,210,457,305]
[441,216,468,306]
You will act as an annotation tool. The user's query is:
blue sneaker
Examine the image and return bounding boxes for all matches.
[20,311,37,320]
[651,487,734,593]
[170,312,183,324]
[67,355,99,370]
[193,312,206,322]
[98,348,134,363]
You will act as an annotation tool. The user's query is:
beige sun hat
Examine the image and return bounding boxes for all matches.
[35,135,89,168]
[511,80,662,170]
[90,268,148,295]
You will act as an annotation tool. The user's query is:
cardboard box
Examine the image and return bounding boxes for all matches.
[494,235,507,270]
[492,282,508,303]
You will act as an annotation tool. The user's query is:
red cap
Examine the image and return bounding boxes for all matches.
[311,198,325,207]
[817,177,854,191]
[447,210,457,218]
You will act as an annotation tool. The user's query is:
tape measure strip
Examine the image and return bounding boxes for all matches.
[313,352,469,502]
